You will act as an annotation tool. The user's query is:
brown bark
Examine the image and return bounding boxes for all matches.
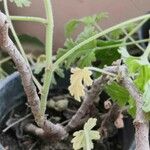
[0,11,67,140]
[66,74,110,132]
[119,66,149,150]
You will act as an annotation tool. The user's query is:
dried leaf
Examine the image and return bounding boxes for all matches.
[68,67,93,101]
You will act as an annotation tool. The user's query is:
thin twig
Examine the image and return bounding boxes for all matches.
[3,113,32,133]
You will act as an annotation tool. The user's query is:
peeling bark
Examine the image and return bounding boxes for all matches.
[0,11,67,140]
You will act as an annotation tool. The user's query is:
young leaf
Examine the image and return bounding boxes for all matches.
[78,51,96,68]
[10,0,31,7]
[71,118,100,150]
[68,67,93,101]
[57,26,98,68]
[64,13,108,37]
[142,80,150,113]
[95,40,121,67]
[105,82,129,106]
[80,12,108,26]
[65,19,80,37]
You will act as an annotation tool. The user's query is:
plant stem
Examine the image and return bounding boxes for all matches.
[123,18,148,41]
[141,42,150,60]
[93,38,150,52]
[121,27,145,52]
[0,11,67,140]
[88,66,116,77]
[40,0,54,116]
[53,14,150,70]
[94,23,111,40]
[0,56,11,65]
[10,16,47,24]
[3,0,42,90]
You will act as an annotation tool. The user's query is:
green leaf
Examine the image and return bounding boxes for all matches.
[71,118,100,150]
[34,55,46,74]
[65,19,80,37]
[126,57,140,73]
[10,0,31,7]
[80,12,108,26]
[142,80,150,113]
[18,34,44,56]
[64,13,108,37]
[78,51,96,68]
[95,40,121,67]
[105,82,129,106]
[128,97,136,117]
[134,66,150,92]
[57,26,98,68]
[18,34,44,48]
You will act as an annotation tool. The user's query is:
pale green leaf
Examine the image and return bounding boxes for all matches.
[71,118,100,150]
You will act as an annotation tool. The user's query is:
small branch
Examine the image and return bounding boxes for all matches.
[53,14,150,69]
[3,0,42,91]
[66,74,110,132]
[40,0,54,116]
[10,16,47,24]
[2,113,32,133]
[100,104,121,139]
[94,23,111,40]
[122,27,145,52]
[119,66,149,150]
[0,11,67,140]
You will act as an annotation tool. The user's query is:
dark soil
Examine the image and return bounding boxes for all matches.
[0,71,135,150]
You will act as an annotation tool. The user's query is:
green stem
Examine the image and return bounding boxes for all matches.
[94,23,111,40]
[88,67,116,77]
[142,42,150,59]
[40,0,54,116]
[53,14,150,70]
[121,27,145,52]
[3,0,42,90]
[123,18,148,41]
[0,57,11,65]
[93,38,150,52]
[10,16,47,24]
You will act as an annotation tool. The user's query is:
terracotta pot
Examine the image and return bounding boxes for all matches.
[6,0,150,52]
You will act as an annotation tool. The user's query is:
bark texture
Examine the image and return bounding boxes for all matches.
[119,66,149,150]
[66,75,110,131]
[0,11,67,140]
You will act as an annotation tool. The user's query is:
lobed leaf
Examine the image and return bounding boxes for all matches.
[68,67,93,101]
[71,118,100,150]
